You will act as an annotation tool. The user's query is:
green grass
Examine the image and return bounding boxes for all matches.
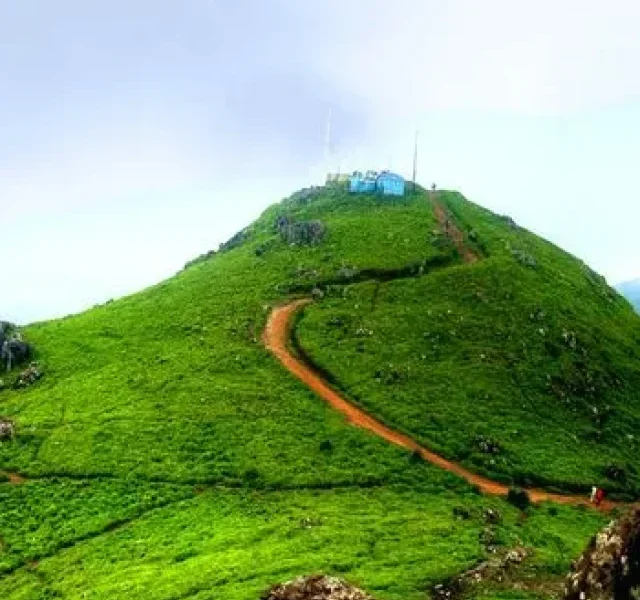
[0,487,606,600]
[0,479,192,574]
[0,186,628,598]
[296,191,640,496]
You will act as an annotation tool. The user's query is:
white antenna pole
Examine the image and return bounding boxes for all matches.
[412,130,419,191]
[324,108,332,179]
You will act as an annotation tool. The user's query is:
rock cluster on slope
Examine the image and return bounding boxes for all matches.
[14,362,43,389]
[564,507,640,600]
[0,418,15,441]
[262,575,373,600]
[0,321,32,372]
[275,216,326,246]
[432,546,529,600]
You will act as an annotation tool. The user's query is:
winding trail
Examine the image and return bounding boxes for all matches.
[432,193,479,263]
[263,195,619,511]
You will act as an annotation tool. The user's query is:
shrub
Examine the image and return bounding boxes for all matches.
[507,487,531,510]
[604,463,629,482]
[409,449,423,464]
[319,440,333,452]
[453,506,472,520]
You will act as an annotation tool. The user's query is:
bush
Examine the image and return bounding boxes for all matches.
[319,440,333,452]
[507,487,531,510]
[409,449,423,464]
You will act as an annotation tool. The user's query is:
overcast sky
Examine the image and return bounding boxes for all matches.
[2,0,639,324]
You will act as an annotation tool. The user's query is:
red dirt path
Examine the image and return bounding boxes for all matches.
[263,300,616,510]
[263,194,619,511]
[432,193,479,264]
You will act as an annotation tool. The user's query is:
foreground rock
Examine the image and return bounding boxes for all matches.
[276,216,327,246]
[564,507,640,600]
[0,418,16,441]
[1,321,33,372]
[432,546,529,600]
[262,575,373,600]
[14,362,43,389]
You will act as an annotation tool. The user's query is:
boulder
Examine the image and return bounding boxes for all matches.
[276,218,327,246]
[511,248,537,268]
[0,418,15,441]
[337,266,359,280]
[433,546,529,600]
[564,507,640,600]
[1,338,32,372]
[262,575,373,600]
[13,362,43,389]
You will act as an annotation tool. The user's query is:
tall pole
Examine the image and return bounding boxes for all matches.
[412,130,419,191]
[324,108,332,181]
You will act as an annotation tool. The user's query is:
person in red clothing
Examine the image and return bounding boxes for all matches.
[594,487,605,507]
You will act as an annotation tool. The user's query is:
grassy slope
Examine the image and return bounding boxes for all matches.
[0,187,618,599]
[297,191,640,496]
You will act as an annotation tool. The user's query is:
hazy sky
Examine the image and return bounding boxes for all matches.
[2,0,639,323]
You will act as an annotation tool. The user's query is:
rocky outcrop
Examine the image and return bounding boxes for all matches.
[0,418,15,441]
[14,362,43,389]
[432,547,529,600]
[0,322,32,373]
[564,507,640,600]
[276,216,326,246]
[262,575,373,600]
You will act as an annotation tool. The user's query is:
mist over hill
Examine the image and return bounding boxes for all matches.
[617,279,640,312]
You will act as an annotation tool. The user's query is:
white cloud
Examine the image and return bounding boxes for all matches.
[291,0,640,116]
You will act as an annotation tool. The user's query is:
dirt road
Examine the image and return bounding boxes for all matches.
[432,193,479,264]
[263,300,617,509]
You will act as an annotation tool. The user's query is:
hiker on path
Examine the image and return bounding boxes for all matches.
[593,487,605,507]
[590,486,597,503]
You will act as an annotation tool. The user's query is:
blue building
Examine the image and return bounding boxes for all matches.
[349,170,377,193]
[349,170,405,196]
[376,171,405,196]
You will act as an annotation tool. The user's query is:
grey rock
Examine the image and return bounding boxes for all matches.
[13,362,42,389]
[277,217,327,246]
[0,418,15,441]
[511,249,537,268]
[263,575,374,600]
[564,507,640,600]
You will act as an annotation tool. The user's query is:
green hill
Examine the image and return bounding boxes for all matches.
[0,186,635,600]
[297,192,640,497]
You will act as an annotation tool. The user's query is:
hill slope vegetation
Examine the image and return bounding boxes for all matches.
[0,185,636,599]
[297,192,640,497]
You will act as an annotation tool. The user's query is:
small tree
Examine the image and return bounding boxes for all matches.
[507,487,531,511]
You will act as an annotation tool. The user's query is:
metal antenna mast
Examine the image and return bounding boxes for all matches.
[324,108,332,179]
[412,130,419,191]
